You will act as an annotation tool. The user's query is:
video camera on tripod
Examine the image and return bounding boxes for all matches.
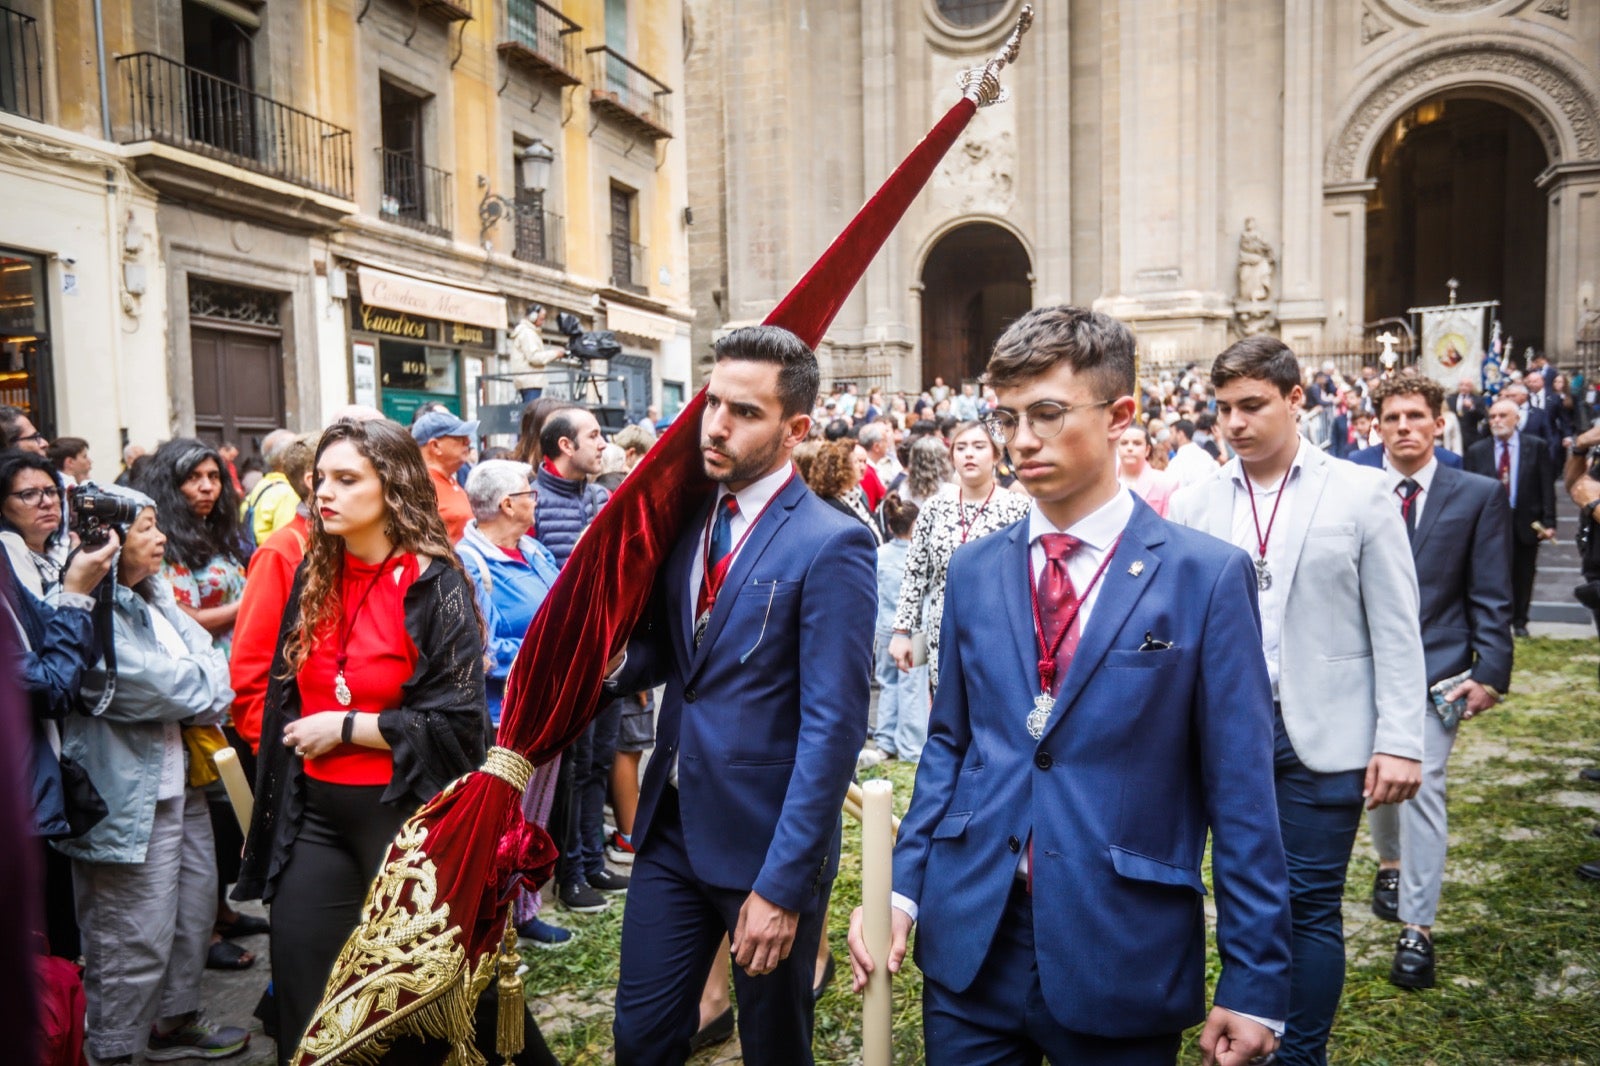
[555,311,621,363]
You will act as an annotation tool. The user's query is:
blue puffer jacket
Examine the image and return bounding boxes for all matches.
[533,464,608,568]
[455,522,561,722]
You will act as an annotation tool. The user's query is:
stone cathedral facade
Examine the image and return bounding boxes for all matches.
[683,0,1599,389]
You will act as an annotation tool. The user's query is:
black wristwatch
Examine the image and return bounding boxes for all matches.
[341,710,358,744]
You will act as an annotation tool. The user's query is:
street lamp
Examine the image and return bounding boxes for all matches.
[479,138,555,243]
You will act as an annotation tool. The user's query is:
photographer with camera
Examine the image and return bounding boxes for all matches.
[50,483,252,1064]
[1,450,72,598]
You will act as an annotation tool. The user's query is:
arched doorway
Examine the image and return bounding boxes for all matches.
[1364,96,1549,352]
[919,222,1031,388]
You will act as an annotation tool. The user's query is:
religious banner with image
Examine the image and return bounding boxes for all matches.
[1416,303,1489,388]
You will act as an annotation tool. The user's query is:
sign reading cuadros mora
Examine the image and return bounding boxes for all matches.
[357,265,509,332]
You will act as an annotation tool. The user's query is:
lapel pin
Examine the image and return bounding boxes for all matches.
[1128,561,1145,577]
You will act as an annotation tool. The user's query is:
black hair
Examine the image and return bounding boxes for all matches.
[1211,335,1302,396]
[538,407,587,461]
[1172,419,1196,440]
[712,325,820,417]
[0,449,65,548]
[907,419,940,439]
[824,418,854,441]
[134,437,245,570]
[0,405,31,448]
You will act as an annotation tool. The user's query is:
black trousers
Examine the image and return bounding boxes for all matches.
[1511,538,1540,628]
[270,780,412,1065]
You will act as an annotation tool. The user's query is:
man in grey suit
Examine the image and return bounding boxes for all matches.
[1362,375,1513,989]
[1169,336,1424,1066]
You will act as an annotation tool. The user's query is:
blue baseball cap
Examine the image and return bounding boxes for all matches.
[411,410,480,445]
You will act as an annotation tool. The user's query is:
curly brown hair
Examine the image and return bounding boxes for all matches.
[805,439,860,500]
[283,418,469,676]
[1369,375,1445,419]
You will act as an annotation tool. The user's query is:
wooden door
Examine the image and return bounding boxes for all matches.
[190,324,284,459]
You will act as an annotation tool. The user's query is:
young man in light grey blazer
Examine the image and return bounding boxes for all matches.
[1168,336,1425,1066]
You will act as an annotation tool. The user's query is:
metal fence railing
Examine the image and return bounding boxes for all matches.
[117,52,353,199]
[504,0,582,81]
[378,147,453,237]
[585,45,672,136]
[513,203,563,269]
[0,5,43,122]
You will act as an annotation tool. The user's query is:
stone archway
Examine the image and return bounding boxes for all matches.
[918,221,1032,389]
[1322,36,1600,356]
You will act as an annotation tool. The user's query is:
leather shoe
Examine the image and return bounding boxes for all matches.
[1578,860,1600,882]
[1371,868,1400,922]
[812,954,836,1003]
[1579,768,1600,783]
[1389,929,1435,989]
[687,1006,734,1052]
[1513,625,1531,638]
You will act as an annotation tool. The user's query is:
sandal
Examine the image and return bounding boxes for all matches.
[206,939,255,970]
[215,913,271,938]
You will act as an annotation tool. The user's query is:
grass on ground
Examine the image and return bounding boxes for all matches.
[521,637,1600,1064]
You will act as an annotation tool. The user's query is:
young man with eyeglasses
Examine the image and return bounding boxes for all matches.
[1168,335,1425,1066]
[0,404,48,456]
[848,306,1291,1066]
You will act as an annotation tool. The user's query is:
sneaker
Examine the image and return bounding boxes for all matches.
[516,916,573,949]
[559,879,609,913]
[588,867,631,893]
[146,1013,250,1061]
[607,831,637,865]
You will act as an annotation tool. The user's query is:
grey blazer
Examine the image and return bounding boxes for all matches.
[1168,444,1425,773]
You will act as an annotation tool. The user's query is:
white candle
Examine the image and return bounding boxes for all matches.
[861,778,894,1066]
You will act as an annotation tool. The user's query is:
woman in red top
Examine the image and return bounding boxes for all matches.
[234,419,489,1063]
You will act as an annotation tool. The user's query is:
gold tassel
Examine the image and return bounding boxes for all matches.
[496,916,524,1063]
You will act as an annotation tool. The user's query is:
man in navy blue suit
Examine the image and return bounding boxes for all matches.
[1346,441,1462,469]
[848,307,1292,1065]
[609,325,876,1066]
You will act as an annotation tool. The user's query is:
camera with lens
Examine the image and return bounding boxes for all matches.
[69,485,141,548]
[555,311,621,362]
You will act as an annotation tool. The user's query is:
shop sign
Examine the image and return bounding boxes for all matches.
[357,266,508,332]
[359,304,431,340]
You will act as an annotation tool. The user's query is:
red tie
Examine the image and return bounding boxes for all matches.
[1038,533,1083,693]
[1496,442,1511,497]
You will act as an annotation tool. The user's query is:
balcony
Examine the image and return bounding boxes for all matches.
[609,233,646,295]
[0,6,44,122]
[513,203,564,270]
[420,0,473,22]
[585,46,672,141]
[499,0,581,88]
[378,147,453,238]
[116,52,353,224]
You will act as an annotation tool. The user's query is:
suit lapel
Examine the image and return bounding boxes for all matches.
[667,498,710,667]
[686,476,803,680]
[1041,502,1166,743]
[1280,446,1330,592]
[1001,522,1041,686]
[1411,464,1454,557]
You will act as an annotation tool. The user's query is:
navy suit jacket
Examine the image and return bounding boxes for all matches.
[614,474,875,913]
[894,498,1291,1037]
[1408,465,1514,691]
[1348,443,1462,469]
[1465,432,1557,547]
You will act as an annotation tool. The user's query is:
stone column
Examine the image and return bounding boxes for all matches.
[1320,179,1376,349]
[1537,161,1600,356]
[1278,0,1325,349]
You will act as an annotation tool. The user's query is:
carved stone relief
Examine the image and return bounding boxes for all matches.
[1233,218,1278,337]
[1361,3,1394,45]
[1538,0,1569,19]
[1325,39,1600,184]
[928,53,1018,215]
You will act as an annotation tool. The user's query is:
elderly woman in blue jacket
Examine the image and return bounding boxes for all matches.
[51,485,251,1065]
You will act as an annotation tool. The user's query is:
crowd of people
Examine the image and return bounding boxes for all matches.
[7,306,1600,1066]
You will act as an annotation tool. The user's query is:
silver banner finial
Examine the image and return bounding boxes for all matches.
[958,4,1035,107]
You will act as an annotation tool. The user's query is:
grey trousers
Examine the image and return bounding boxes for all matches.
[73,786,217,1059]
[1369,707,1457,928]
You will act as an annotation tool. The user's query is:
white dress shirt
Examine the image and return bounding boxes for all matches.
[1381,453,1438,526]
[1167,441,1219,489]
[669,461,794,787]
[1224,438,1310,695]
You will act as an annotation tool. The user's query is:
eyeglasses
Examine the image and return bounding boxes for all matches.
[504,490,535,499]
[983,400,1113,444]
[15,431,44,445]
[6,486,63,508]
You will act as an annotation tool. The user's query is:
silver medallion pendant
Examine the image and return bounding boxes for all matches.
[334,670,353,707]
[1254,556,1272,592]
[1026,692,1054,739]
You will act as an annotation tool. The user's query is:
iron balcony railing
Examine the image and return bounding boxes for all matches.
[117,52,352,199]
[609,233,646,294]
[503,0,581,84]
[0,5,44,122]
[514,203,564,269]
[585,46,672,138]
[378,147,453,237]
